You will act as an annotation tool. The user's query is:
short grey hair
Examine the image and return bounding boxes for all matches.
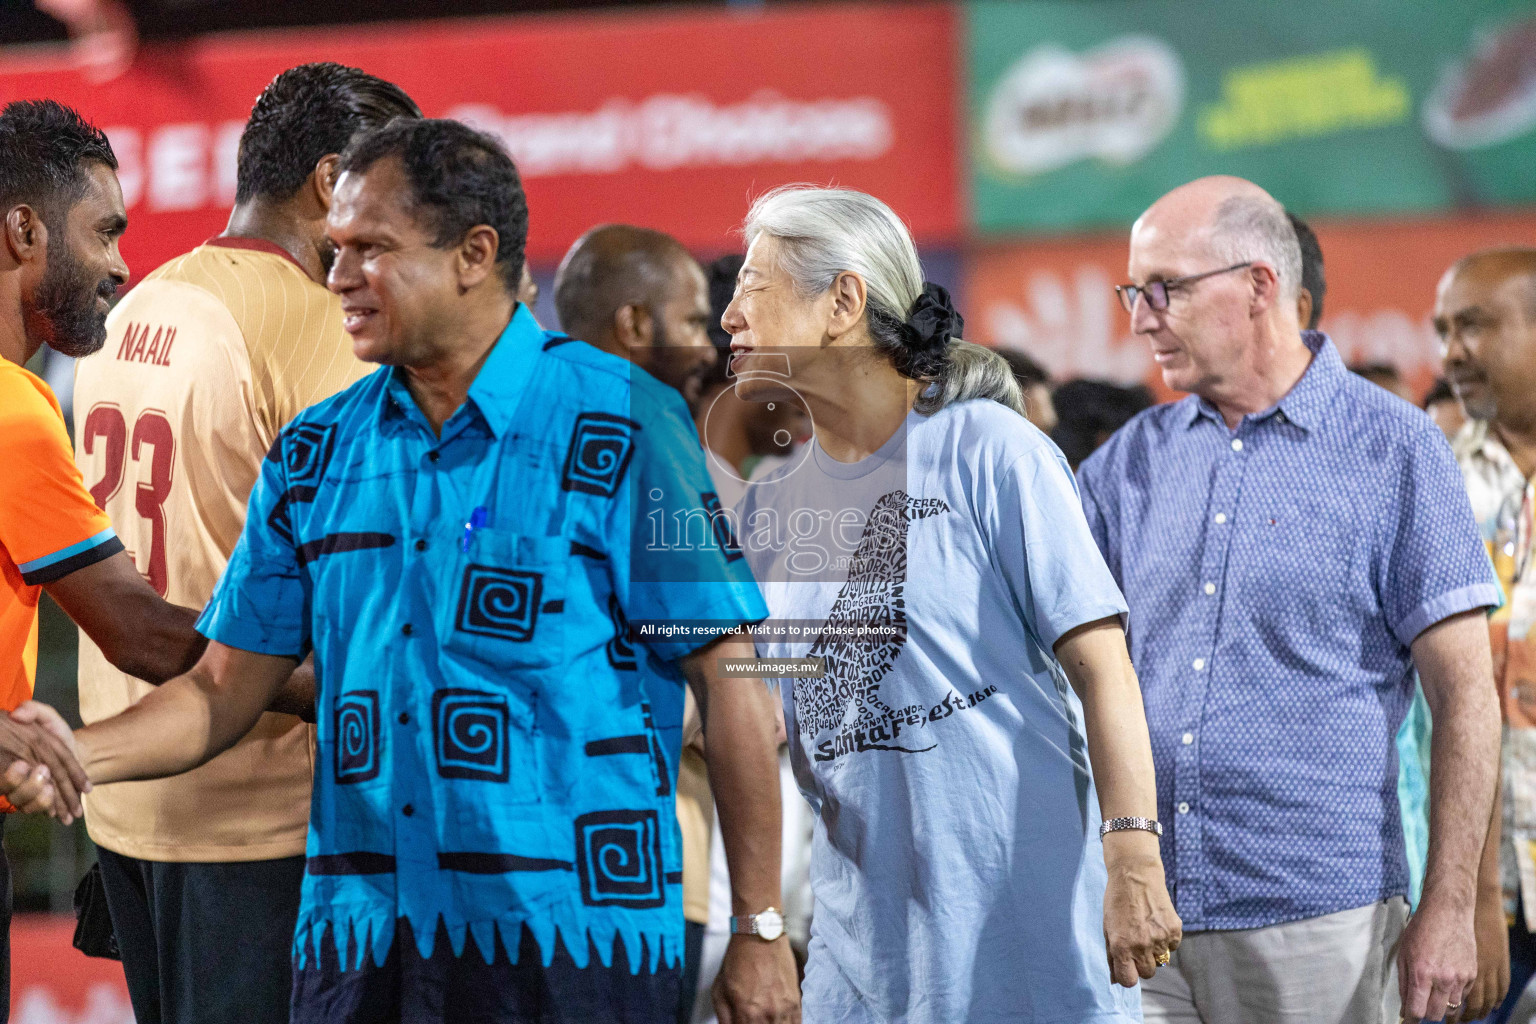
[1206,195,1303,305]
[743,185,1022,415]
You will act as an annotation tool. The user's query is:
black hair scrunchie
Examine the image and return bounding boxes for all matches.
[900,282,963,380]
[907,282,964,347]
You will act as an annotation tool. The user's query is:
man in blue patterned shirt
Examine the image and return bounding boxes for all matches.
[1078,176,1502,1024]
[36,119,800,1024]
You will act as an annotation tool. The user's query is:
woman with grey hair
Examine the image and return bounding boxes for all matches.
[725,186,1179,1023]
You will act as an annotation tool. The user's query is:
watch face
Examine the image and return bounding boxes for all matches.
[756,909,785,942]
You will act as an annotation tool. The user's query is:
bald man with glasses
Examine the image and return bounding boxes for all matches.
[1078,176,1502,1024]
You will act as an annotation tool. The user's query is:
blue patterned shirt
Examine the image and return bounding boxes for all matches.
[198,305,766,974]
[1077,333,1500,930]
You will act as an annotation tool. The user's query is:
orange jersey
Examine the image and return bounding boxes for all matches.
[0,358,121,712]
[73,237,369,862]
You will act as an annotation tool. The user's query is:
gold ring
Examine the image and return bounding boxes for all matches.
[1155,950,1171,967]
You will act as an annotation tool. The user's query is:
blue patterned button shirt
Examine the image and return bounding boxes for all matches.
[198,304,766,976]
[1077,333,1500,930]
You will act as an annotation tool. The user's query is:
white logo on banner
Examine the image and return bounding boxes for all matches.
[14,982,134,1024]
[1423,15,1536,150]
[1324,308,1442,373]
[105,121,243,212]
[101,92,893,215]
[982,36,1184,176]
[983,265,1150,382]
[449,91,893,177]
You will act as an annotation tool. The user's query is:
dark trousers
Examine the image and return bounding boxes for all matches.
[96,846,304,1024]
[0,817,11,1024]
[677,920,704,1024]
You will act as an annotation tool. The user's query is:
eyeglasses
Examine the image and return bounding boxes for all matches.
[1115,262,1254,313]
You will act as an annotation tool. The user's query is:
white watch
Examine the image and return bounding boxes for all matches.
[729,907,785,942]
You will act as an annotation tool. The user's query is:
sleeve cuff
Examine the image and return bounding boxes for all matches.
[1394,583,1504,646]
[1039,599,1131,652]
[18,530,123,586]
[196,605,308,659]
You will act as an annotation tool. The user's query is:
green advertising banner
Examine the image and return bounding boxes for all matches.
[968,0,1536,233]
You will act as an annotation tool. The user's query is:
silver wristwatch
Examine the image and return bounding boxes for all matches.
[1099,816,1163,838]
[729,907,785,942]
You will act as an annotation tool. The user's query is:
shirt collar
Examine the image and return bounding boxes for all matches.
[203,236,310,277]
[1179,331,1343,433]
[377,302,544,440]
[464,303,544,438]
[1271,331,1344,431]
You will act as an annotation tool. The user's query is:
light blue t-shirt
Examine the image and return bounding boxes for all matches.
[738,400,1138,1024]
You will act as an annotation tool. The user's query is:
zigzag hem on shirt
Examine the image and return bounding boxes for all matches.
[292,906,680,976]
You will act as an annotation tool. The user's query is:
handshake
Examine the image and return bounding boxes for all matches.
[0,702,89,826]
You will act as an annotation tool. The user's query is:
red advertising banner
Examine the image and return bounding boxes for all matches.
[11,915,131,1024]
[0,3,960,275]
[965,213,1536,402]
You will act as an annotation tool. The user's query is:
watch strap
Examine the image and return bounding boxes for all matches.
[1099,816,1163,838]
[729,908,782,936]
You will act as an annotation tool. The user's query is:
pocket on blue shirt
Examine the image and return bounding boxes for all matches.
[438,530,569,671]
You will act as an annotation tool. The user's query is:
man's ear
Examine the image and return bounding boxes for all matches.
[311,154,341,211]
[1296,289,1315,331]
[1248,262,1283,317]
[825,270,868,340]
[3,205,47,266]
[455,224,501,292]
[614,304,654,352]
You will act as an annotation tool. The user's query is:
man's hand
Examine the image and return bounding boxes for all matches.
[0,702,90,823]
[712,934,800,1024]
[1447,889,1509,1023]
[0,759,62,817]
[1406,611,1500,1022]
[680,631,800,1023]
[1102,834,1182,986]
[1399,894,1477,1023]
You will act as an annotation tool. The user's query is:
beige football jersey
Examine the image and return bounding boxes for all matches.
[73,238,371,862]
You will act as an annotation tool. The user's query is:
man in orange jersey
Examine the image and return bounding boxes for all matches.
[70,64,419,1024]
[0,99,211,1022]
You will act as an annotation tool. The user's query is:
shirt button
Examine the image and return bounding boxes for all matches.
[1214,513,1227,524]
[1203,582,1216,595]
[1182,732,1194,745]
[398,712,411,725]
[1177,802,1190,814]
[428,451,440,463]
[402,804,414,817]
[1193,658,1205,670]
[1231,439,1243,452]
[415,539,428,552]
[401,623,414,636]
